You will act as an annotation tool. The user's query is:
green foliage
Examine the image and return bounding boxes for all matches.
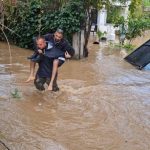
[129,0,143,18]
[97,30,107,39]
[110,0,149,44]
[126,16,150,43]
[1,0,85,48]
[96,30,106,38]
[123,43,135,51]
[114,43,122,49]
[113,43,135,53]
[11,88,21,99]
[114,16,125,27]
[143,0,150,6]
[55,0,85,34]
[107,6,122,24]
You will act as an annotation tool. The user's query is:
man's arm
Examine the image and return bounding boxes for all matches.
[64,41,75,58]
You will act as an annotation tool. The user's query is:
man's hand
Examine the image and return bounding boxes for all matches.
[38,49,43,54]
[65,51,71,59]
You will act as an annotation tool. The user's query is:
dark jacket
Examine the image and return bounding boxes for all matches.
[44,34,75,58]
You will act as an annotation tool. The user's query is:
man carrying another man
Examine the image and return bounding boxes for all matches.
[26,29,75,91]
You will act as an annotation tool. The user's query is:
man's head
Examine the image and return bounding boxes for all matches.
[36,36,46,49]
[54,29,64,42]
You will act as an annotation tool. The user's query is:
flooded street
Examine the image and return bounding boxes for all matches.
[0,33,150,150]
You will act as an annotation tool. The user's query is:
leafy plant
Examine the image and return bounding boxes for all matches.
[1,0,85,48]
[126,16,150,43]
[97,30,107,39]
[123,43,135,52]
[107,6,122,24]
[11,88,21,99]
[129,0,143,18]
[114,16,126,27]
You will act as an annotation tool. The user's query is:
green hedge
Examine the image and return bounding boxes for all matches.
[126,16,150,42]
[1,0,85,48]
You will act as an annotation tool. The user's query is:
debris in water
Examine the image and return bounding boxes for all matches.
[38,103,42,106]
[11,88,21,99]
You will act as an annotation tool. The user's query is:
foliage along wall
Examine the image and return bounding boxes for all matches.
[0,0,85,49]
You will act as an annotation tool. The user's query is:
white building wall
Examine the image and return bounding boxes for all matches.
[97,1,131,41]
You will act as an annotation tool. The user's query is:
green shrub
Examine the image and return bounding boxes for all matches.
[126,16,150,43]
[97,30,107,39]
[1,0,85,48]
[107,6,122,24]
[123,43,135,52]
[11,88,21,99]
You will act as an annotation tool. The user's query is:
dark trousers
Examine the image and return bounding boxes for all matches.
[34,73,59,91]
[34,59,64,91]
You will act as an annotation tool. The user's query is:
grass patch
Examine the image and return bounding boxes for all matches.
[123,43,135,53]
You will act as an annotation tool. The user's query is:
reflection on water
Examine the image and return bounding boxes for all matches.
[0,32,150,150]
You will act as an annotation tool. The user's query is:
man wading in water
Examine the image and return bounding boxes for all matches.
[26,29,75,91]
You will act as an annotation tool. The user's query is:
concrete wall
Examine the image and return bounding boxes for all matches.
[97,2,130,42]
[72,30,85,59]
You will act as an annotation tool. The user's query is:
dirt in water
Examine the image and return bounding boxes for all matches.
[0,33,150,150]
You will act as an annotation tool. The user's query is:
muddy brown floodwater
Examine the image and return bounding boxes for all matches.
[0,32,150,150]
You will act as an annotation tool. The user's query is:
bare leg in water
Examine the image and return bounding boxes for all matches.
[25,61,36,83]
[48,59,59,91]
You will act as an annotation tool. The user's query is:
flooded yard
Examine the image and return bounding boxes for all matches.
[0,32,150,150]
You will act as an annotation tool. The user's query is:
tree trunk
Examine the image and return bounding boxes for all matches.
[73,30,85,59]
[83,9,92,57]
